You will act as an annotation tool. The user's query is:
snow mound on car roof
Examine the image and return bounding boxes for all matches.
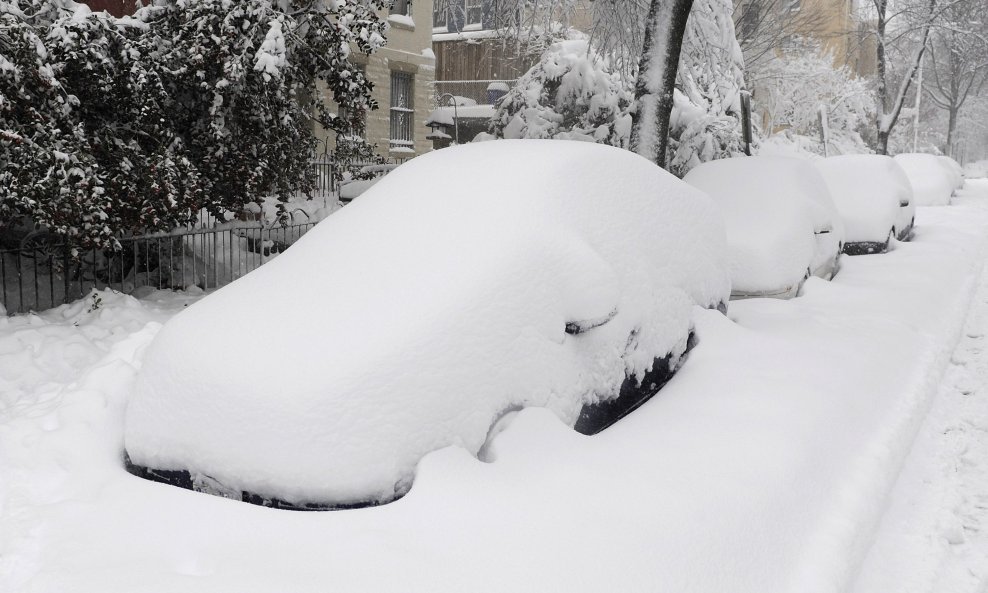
[815,155,912,243]
[124,140,730,506]
[894,153,955,206]
[684,156,830,297]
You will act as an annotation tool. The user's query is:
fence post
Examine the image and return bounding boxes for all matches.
[818,104,830,158]
[740,91,753,156]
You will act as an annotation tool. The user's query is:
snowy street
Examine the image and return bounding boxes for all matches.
[0,182,986,592]
[5,0,988,590]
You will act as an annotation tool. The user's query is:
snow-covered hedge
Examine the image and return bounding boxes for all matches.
[0,0,385,251]
[490,40,632,147]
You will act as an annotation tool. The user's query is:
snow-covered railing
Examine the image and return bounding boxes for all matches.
[431,79,516,106]
[0,221,316,316]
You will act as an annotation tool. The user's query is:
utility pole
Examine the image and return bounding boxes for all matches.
[913,60,923,152]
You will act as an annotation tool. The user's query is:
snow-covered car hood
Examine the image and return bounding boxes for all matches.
[684,156,841,297]
[124,140,731,507]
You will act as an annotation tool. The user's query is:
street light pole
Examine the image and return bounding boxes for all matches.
[437,93,460,145]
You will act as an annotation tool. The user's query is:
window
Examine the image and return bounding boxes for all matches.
[433,0,447,28]
[390,71,414,150]
[391,0,411,16]
[739,0,759,40]
[465,0,483,26]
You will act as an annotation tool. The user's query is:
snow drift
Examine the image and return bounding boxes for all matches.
[124,140,730,507]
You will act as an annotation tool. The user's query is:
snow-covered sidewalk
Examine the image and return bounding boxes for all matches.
[2,184,988,593]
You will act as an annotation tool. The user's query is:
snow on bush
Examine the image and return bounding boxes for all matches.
[124,141,731,506]
[0,0,386,251]
[814,155,914,245]
[753,43,875,157]
[490,40,632,147]
[684,156,841,297]
[894,153,956,206]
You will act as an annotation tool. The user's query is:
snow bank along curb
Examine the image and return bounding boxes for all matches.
[1,202,988,592]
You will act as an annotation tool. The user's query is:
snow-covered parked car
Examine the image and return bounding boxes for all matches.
[893,153,956,206]
[124,140,731,510]
[939,156,964,190]
[814,155,915,253]
[683,156,844,299]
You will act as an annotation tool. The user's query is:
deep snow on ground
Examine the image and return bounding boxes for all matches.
[1,182,988,593]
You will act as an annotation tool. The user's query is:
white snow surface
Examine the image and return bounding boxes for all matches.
[123,141,731,505]
[684,156,843,297]
[852,181,988,593]
[815,154,915,244]
[895,153,956,206]
[2,188,988,592]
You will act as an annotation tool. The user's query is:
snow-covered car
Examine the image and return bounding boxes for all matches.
[893,153,956,206]
[683,156,844,299]
[124,140,731,510]
[939,156,964,190]
[814,155,915,253]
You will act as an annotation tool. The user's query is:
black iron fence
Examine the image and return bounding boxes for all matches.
[0,221,315,315]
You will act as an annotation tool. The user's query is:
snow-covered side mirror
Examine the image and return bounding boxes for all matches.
[565,309,618,335]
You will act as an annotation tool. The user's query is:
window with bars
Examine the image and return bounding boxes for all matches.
[391,0,411,16]
[389,71,414,150]
[465,0,483,26]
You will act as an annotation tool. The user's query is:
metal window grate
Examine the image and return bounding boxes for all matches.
[390,71,414,150]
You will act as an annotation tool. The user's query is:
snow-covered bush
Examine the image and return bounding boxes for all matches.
[754,43,874,155]
[490,40,632,147]
[0,0,386,251]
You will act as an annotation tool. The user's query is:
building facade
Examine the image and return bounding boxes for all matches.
[318,1,437,159]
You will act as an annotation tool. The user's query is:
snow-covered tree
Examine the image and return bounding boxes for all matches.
[668,0,750,176]
[757,43,875,150]
[869,0,939,153]
[924,0,988,156]
[0,0,386,251]
[627,0,695,167]
[489,39,633,146]
[590,0,747,169]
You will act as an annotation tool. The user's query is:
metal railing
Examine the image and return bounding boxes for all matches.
[0,221,315,315]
